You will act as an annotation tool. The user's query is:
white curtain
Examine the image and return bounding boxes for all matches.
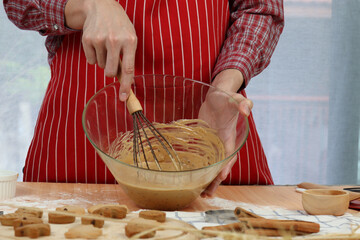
[0,7,49,181]
[326,0,360,184]
[248,0,360,184]
[0,0,359,184]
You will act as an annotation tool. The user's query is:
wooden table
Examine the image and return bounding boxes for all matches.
[13,182,358,214]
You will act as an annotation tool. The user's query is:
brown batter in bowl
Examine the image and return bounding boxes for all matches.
[108,119,225,171]
[106,119,225,210]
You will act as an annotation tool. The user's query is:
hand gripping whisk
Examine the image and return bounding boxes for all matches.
[120,78,182,171]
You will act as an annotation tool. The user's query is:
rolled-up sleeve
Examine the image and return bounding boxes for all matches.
[213,0,284,89]
[3,0,76,36]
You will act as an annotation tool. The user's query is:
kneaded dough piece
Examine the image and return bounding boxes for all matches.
[139,210,166,223]
[56,206,86,215]
[14,223,51,238]
[16,207,43,218]
[81,216,104,228]
[125,218,160,238]
[64,224,102,239]
[13,216,43,228]
[0,213,35,226]
[48,212,75,224]
[92,206,127,219]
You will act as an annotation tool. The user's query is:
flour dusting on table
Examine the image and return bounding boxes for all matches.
[205,197,281,212]
[0,191,120,213]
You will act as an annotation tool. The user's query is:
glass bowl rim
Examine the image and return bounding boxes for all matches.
[82,74,249,174]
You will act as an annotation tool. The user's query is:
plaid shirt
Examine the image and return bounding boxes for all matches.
[3,0,284,87]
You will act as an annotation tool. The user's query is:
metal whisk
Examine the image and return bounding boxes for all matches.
[124,86,183,171]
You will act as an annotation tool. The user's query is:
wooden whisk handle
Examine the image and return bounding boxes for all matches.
[127,89,143,114]
[117,72,143,114]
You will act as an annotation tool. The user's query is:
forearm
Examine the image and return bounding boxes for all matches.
[64,0,126,30]
[64,0,92,30]
[211,69,244,93]
[213,0,284,90]
[3,0,76,36]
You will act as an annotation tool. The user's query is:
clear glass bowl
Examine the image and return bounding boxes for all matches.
[82,75,249,210]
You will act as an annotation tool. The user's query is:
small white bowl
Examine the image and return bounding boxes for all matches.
[0,170,18,201]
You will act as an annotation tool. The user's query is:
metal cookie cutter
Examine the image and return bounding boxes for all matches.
[343,187,360,193]
[204,209,238,224]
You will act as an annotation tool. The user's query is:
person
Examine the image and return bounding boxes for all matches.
[3,0,284,196]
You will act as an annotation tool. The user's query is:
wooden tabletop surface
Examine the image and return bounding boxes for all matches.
[12,182,359,214]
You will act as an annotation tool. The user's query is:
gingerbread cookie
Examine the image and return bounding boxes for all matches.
[13,216,43,229]
[48,212,75,224]
[14,223,51,238]
[64,224,102,239]
[81,216,104,228]
[125,218,160,238]
[0,213,36,226]
[56,206,86,215]
[88,204,128,213]
[16,207,43,218]
[139,210,166,223]
[92,206,127,219]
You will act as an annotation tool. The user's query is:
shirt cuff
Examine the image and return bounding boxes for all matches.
[40,0,78,36]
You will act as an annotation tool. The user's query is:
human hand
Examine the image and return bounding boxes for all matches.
[198,69,253,197]
[65,0,137,101]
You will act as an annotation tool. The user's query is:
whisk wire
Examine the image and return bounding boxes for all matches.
[138,112,182,171]
[134,111,162,170]
[122,83,182,171]
[132,114,139,167]
[133,114,151,169]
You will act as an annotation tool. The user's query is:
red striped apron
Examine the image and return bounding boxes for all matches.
[23,0,273,185]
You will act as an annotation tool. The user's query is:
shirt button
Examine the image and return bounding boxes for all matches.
[53,24,59,31]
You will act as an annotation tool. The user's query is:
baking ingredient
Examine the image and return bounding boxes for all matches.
[120,181,207,210]
[109,119,225,171]
[107,119,226,210]
[202,218,320,236]
[234,207,263,219]
[64,224,102,239]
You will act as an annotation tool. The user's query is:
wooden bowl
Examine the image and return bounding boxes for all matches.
[302,189,349,216]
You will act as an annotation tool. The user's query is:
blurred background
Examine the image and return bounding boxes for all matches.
[0,0,359,184]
